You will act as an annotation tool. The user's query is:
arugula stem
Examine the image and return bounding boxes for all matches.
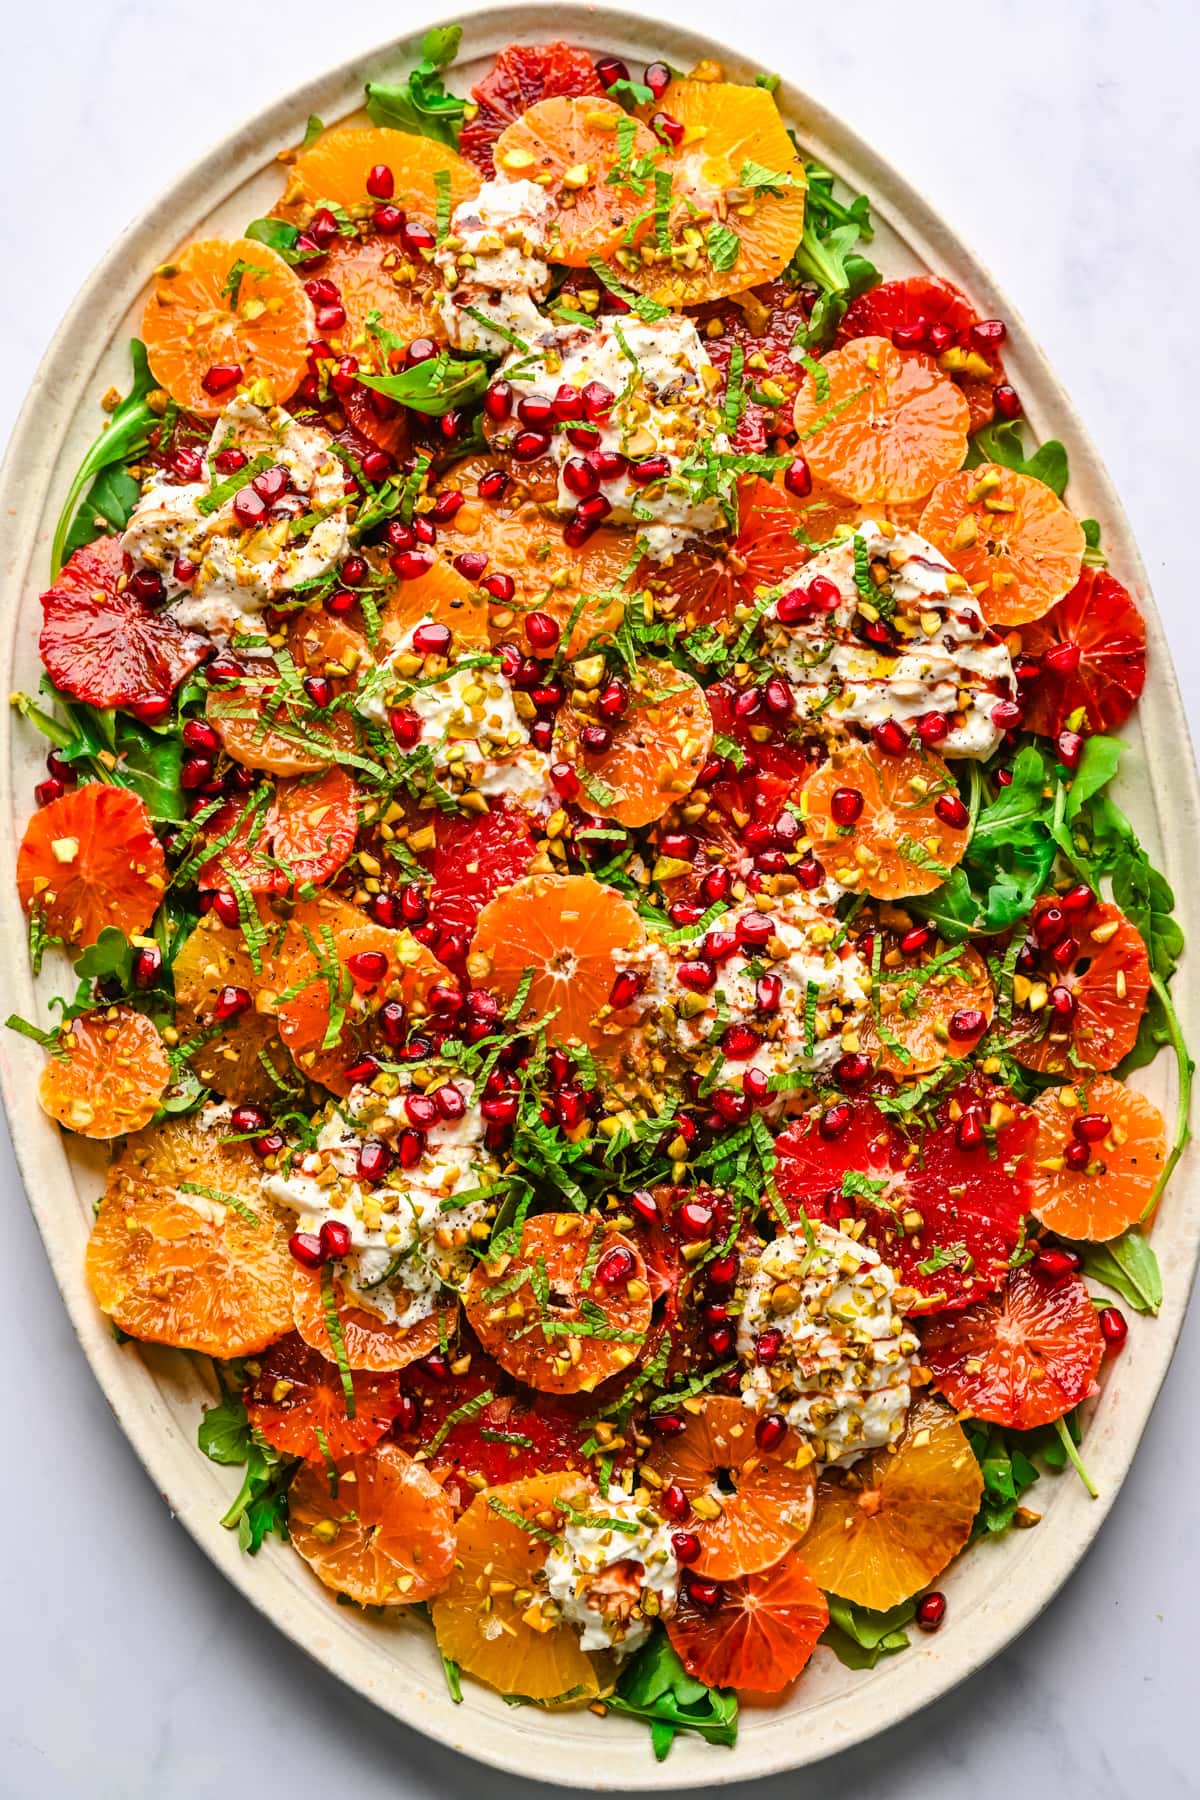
[1053,1416,1098,1498]
[1142,971,1193,1221]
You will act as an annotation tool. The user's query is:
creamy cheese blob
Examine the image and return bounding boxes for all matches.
[764,522,1015,759]
[262,1078,493,1330]
[123,401,349,641]
[354,616,552,808]
[626,890,870,1093]
[436,179,556,357]
[738,1221,920,1464]
[542,1487,680,1657]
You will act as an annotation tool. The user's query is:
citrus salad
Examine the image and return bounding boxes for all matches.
[10,26,1190,1758]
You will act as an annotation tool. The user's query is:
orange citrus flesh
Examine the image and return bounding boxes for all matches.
[556,662,714,829]
[172,910,291,1107]
[792,337,970,505]
[270,767,360,889]
[666,1549,828,1695]
[142,236,310,416]
[206,658,364,779]
[645,1396,816,1579]
[918,464,1085,627]
[625,81,807,308]
[859,937,994,1076]
[470,872,646,1058]
[466,1213,653,1394]
[921,1266,1106,1432]
[1006,898,1150,1074]
[244,1330,404,1461]
[799,1393,983,1611]
[288,1444,457,1605]
[650,475,818,628]
[803,743,969,899]
[85,1114,293,1357]
[288,125,479,219]
[431,1472,601,1701]
[1029,1074,1167,1241]
[18,784,167,947]
[292,1264,453,1373]
[379,556,491,653]
[38,1005,170,1139]
[320,231,447,356]
[492,97,657,267]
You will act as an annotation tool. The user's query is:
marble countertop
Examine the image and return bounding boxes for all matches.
[2,2,1197,1794]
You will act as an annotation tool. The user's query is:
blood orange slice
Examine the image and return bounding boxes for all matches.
[1029,1075,1166,1241]
[690,281,809,451]
[86,1113,293,1356]
[653,476,810,627]
[427,801,537,941]
[802,742,969,899]
[666,1550,828,1695]
[289,125,479,218]
[645,1396,815,1579]
[792,337,970,505]
[38,1005,170,1138]
[1018,567,1147,737]
[38,537,208,710]
[288,1444,456,1605]
[556,662,713,829]
[839,276,1006,432]
[18,785,166,947]
[466,1213,652,1395]
[431,1472,600,1701]
[921,1265,1105,1430]
[799,1394,982,1610]
[918,464,1085,627]
[858,935,994,1076]
[492,97,656,267]
[142,237,310,416]
[244,1330,404,1461]
[1005,896,1150,1074]
[460,41,605,177]
[470,872,645,1059]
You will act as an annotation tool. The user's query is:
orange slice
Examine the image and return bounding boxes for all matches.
[492,96,656,267]
[645,1396,815,1579]
[666,1550,828,1695]
[625,81,807,308]
[289,1443,456,1605]
[321,231,446,356]
[918,464,1085,626]
[142,236,309,417]
[555,661,713,829]
[206,651,364,778]
[292,1265,453,1373]
[469,872,646,1057]
[651,475,819,628]
[85,1114,293,1356]
[921,1265,1105,1431]
[1029,1075,1166,1241]
[270,767,360,888]
[379,556,490,652]
[289,125,479,218]
[465,1213,652,1395]
[244,1330,404,1461]
[1005,896,1150,1074]
[173,909,291,1106]
[38,1005,170,1138]
[859,936,994,1076]
[18,784,166,948]
[803,743,969,899]
[432,1472,600,1701]
[792,337,970,504]
[799,1393,982,1611]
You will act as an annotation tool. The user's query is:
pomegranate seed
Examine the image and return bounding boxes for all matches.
[392,1393,421,1434]
[678,1200,714,1241]
[1033,905,1067,948]
[762,675,793,716]
[474,571,514,606]
[629,454,670,486]
[661,1481,691,1521]
[179,719,217,754]
[328,355,359,397]
[935,793,969,830]
[432,1083,466,1122]
[927,322,954,353]
[412,621,452,657]
[1049,933,1078,969]
[524,610,560,652]
[807,574,843,613]
[315,301,347,334]
[172,555,199,585]
[401,1093,438,1131]
[915,710,950,747]
[371,201,403,234]
[956,1108,984,1151]
[232,487,267,528]
[593,678,628,721]
[755,1327,783,1365]
[563,516,597,547]
[567,423,601,451]
[892,318,928,349]
[319,1219,352,1260]
[129,567,166,605]
[1072,1112,1111,1145]
[396,1128,426,1168]
[201,363,242,396]
[991,699,1023,730]
[251,1132,284,1162]
[595,1245,636,1289]
[230,1105,270,1135]
[361,449,393,481]
[676,961,716,995]
[722,1023,759,1061]
[1049,984,1076,1018]
[181,754,213,793]
[899,924,935,956]
[389,707,422,748]
[783,455,813,498]
[948,1008,986,1039]
[704,930,740,963]
[562,455,600,498]
[481,1094,518,1126]
[514,395,553,430]
[708,1254,738,1292]
[366,162,394,199]
[650,110,685,147]
[1034,1245,1081,1282]
[1043,641,1083,677]
[301,673,332,709]
[706,1321,734,1356]
[213,985,251,1022]
[1056,728,1084,770]
[872,718,910,757]
[700,868,731,904]
[736,913,774,950]
[685,1576,722,1609]
[172,447,204,483]
[356,1140,393,1183]
[324,588,356,615]
[552,383,583,420]
[1061,884,1095,918]
[586,449,627,482]
[1099,1306,1128,1349]
[210,890,241,928]
[916,1591,947,1631]
[550,762,580,800]
[629,1189,659,1229]
[609,970,642,1010]
[1064,1140,1091,1172]
[132,944,163,989]
[659,832,695,861]
[511,428,551,462]
[347,949,388,984]
[581,380,615,421]
[755,974,783,1014]
[993,382,1021,420]
[307,207,339,248]
[671,1529,702,1564]
[971,318,1007,352]
[834,1052,872,1090]
[831,786,864,826]
[289,1230,325,1269]
[796,853,825,890]
[754,1413,787,1452]
[579,723,613,755]
[477,467,511,503]
[575,493,613,528]
[429,985,464,1017]
[451,551,489,583]
[371,894,403,929]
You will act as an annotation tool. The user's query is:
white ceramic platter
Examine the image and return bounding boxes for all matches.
[1,5,1197,1787]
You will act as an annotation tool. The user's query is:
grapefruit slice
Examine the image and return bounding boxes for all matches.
[921,1265,1105,1430]
[460,41,605,177]
[492,96,657,267]
[18,785,166,947]
[802,741,969,899]
[918,464,1085,627]
[666,1549,828,1695]
[645,1396,816,1579]
[38,1005,170,1138]
[1005,896,1150,1074]
[1018,567,1147,737]
[556,661,713,829]
[288,1443,456,1605]
[427,801,537,942]
[244,1330,404,1461]
[38,537,208,710]
[800,1394,982,1610]
[1029,1075,1166,1241]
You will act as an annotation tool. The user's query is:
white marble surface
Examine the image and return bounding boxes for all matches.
[2,2,1198,1794]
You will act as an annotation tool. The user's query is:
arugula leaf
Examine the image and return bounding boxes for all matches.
[52,340,158,577]
[1076,1227,1162,1314]
[365,26,466,147]
[785,162,879,348]
[60,462,142,563]
[244,217,320,267]
[968,419,1070,498]
[604,1632,737,1759]
[198,1377,299,1553]
[964,1421,1042,1537]
[821,1596,915,1669]
[358,351,488,416]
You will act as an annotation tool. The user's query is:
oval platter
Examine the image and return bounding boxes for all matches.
[1,5,1197,1786]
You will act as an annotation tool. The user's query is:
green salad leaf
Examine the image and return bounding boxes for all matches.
[365,26,466,147]
[604,1632,738,1759]
[51,340,159,577]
